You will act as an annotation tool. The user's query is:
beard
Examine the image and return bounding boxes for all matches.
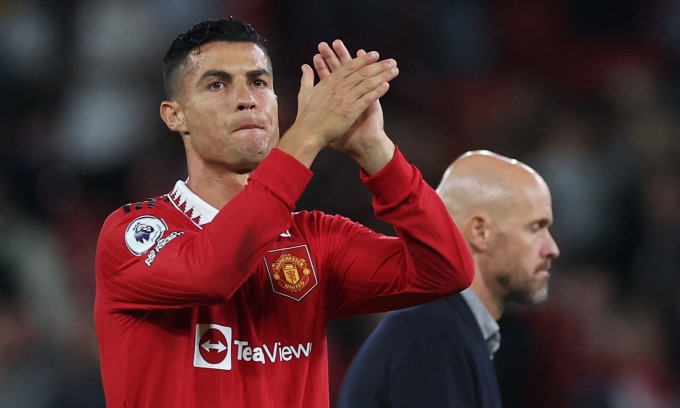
[488,233,554,305]
[497,268,550,305]
[529,284,549,303]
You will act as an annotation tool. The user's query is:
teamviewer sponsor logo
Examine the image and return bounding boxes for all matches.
[193,324,313,371]
[234,340,312,364]
[194,324,232,370]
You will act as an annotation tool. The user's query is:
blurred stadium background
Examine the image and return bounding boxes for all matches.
[1,0,679,407]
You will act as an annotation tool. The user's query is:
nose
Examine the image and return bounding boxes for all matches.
[544,232,560,260]
[234,83,256,111]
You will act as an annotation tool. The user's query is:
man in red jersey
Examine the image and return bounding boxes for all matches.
[94,18,474,408]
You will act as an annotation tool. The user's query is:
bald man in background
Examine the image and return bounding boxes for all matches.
[337,150,560,408]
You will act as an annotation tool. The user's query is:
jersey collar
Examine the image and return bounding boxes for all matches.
[168,180,218,227]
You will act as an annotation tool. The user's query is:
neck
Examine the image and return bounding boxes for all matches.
[469,276,504,321]
[185,172,251,209]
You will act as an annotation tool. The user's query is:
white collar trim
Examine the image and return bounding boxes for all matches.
[168,180,218,227]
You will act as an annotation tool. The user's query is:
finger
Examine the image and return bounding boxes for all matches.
[350,62,399,102]
[318,41,342,72]
[331,39,352,64]
[313,54,332,80]
[356,49,366,57]
[337,50,380,78]
[299,64,315,94]
[350,58,398,86]
[353,81,391,113]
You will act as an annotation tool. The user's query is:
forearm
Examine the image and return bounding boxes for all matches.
[364,148,474,291]
[331,148,474,317]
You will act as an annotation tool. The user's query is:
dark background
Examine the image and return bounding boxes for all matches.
[1,0,679,406]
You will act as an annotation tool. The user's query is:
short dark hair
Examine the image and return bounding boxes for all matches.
[163,18,270,99]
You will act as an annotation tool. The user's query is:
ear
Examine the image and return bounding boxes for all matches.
[160,100,188,134]
[467,215,490,251]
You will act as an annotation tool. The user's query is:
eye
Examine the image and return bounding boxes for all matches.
[208,81,225,90]
[530,220,548,233]
[252,79,266,87]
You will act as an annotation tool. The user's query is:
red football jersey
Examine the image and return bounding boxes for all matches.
[94,148,474,407]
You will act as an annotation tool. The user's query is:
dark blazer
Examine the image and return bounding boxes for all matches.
[337,294,503,408]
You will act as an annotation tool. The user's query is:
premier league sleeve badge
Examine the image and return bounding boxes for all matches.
[124,216,168,256]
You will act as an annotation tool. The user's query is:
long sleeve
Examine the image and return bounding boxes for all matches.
[327,147,474,317]
[95,148,312,309]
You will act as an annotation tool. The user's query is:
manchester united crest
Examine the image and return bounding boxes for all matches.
[264,245,318,301]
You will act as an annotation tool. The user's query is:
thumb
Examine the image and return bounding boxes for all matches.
[296,64,316,118]
[299,64,315,94]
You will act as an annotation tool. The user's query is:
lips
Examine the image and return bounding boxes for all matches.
[235,123,264,131]
[233,117,265,132]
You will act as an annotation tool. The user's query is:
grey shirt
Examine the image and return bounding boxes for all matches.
[460,288,501,359]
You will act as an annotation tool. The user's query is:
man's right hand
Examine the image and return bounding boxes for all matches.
[277,49,399,168]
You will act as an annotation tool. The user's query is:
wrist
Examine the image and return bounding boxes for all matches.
[350,135,395,176]
[277,125,327,169]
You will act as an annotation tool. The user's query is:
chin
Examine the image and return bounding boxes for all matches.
[232,155,267,174]
[530,285,549,304]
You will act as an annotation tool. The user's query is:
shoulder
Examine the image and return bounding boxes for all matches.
[375,295,476,347]
[101,195,174,230]
[98,194,187,254]
[390,294,468,326]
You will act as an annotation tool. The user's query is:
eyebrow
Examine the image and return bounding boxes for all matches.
[198,69,272,82]
[536,218,552,228]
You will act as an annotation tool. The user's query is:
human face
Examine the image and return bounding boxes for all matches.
[172,41,279,174]
[485,182,560,304]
